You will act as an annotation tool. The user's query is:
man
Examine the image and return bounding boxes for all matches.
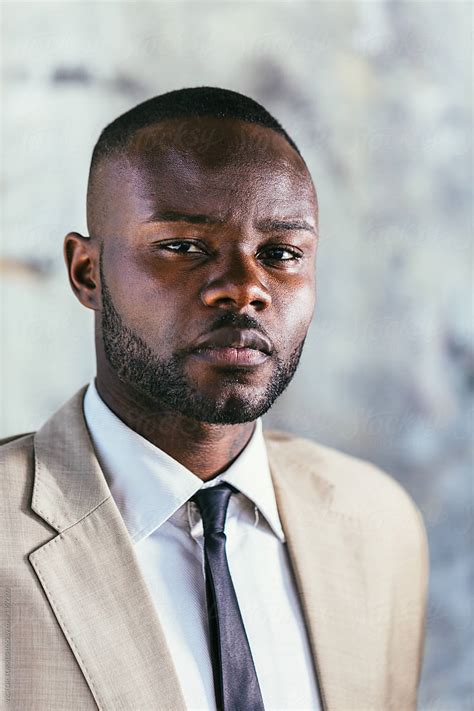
[1,87,428,710]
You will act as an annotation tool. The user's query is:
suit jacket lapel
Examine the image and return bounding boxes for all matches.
[265,434,382,710]
[29,387,187,710]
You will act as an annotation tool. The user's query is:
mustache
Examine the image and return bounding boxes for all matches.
[205,311,268,337]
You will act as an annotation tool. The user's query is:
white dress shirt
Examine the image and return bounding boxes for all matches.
[83,380,322,710]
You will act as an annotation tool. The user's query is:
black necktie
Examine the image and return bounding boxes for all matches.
[190,482,265,711]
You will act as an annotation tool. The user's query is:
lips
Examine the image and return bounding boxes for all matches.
[191,347,269,367]
[191,327,273,355]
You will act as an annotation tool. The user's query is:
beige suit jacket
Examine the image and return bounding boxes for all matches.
[0,386,429,710]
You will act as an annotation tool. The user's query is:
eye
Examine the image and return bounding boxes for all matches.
[259,246,302,262]
[156,240,206,254]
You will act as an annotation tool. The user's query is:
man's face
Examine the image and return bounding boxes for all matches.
[91,116,318,424]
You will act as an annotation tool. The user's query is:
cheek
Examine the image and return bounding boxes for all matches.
[276,279,316,334]
[104,257,177,340]
[274,284,316,354]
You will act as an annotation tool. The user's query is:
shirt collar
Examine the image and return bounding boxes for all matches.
[82,381,286,544]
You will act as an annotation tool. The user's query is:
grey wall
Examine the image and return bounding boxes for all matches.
[1,1,472,707]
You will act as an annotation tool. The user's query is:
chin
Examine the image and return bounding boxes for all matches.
[189,392,275,425]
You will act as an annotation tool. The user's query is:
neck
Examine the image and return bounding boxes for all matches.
[94,365,255,482]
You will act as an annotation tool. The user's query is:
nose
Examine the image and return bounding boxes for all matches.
[200,254,272,312]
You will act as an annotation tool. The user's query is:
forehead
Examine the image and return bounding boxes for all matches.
[124,116,316,207]
[89,117,318,237]
[128,116,304,170]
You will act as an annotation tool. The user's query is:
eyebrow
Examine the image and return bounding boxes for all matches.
[144,210,317,234]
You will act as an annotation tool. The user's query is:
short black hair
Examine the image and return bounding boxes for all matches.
[89,85,302,174]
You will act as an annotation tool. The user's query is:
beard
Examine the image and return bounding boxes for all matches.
[99,257,306,425]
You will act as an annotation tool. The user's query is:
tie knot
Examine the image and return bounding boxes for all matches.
[190,482,238,534]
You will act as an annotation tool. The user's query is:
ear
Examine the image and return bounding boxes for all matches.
[63,232,101,311]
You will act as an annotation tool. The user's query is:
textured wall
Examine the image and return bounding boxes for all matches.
[1,1,472,707]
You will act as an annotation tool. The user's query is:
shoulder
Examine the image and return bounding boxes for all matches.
[0,430,35,460]
[0,431,36,490]
[263,427,427,543]
[0,431,35,447]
